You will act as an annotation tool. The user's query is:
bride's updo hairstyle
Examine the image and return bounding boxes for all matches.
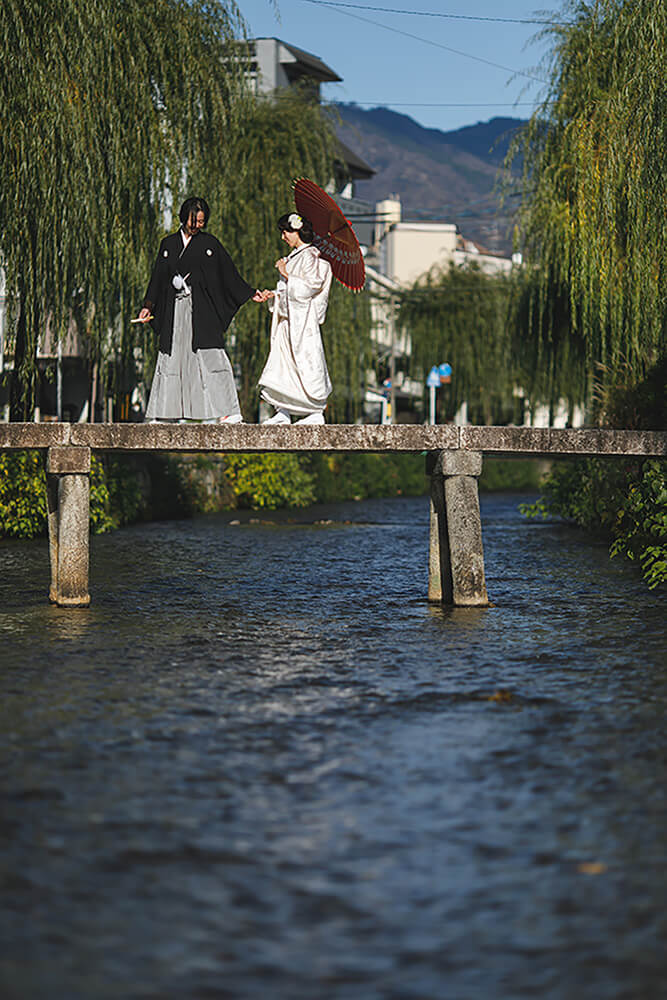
[278,212,314,243]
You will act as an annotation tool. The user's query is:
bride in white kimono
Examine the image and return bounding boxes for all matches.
[259,213,333,425]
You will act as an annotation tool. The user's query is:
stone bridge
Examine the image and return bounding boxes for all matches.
[1,422,665,608]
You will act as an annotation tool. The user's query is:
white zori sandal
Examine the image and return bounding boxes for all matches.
[295,412,325,425]
[263,409,291,425]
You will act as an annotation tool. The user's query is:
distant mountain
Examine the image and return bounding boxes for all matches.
[332,104,527,254]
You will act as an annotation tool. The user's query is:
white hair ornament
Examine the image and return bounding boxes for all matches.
[288,213,303,230]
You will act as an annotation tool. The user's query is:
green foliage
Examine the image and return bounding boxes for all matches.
[0,452,125,537]
[508,0,667,407]
[520,457,667,589]
[0,450,429,539]
[140,455,207,521]
[399,263,515,425]
[1,6,372,420]
[89,455,115,534]
[519,459,606,527]
[0,451,47,538]
[591,356,667,431]
[319,280,374,424]
[519,356,666,587]
[509,273,590,412]
[478,459,545,493]
[308,453,427,504]
[611,461,667,590]
[100,456,149,528]
[609,461,667,590]
[1,0,247,415]
[222,453,316,510]
[0,450,547,538]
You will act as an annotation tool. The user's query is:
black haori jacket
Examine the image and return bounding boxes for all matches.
[143,230,256,354]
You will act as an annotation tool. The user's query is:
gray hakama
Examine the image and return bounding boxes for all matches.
[145,290,242,422]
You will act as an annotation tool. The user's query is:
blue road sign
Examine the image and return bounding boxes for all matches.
[426,366,441,388]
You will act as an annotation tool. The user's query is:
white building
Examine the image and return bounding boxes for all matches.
[376,197,513,286]
[247,37,342,98]
[363,196,516,423]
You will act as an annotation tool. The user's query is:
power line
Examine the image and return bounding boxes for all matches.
[306,3,549,84]
[328,100,541,107]
[345,191,524,218]
[303,1,563,26]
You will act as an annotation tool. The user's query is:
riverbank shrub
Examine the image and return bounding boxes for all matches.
[0,448,608,538]
[89,456,116,534]
[0,451,123,538]
[100,453,231,522]
[520,458,667,589]
[144,455,222,520]
[222,453,316,509]
[0,451,47,538]
[216,453,543,507]
[478,459,545,493]
[609,461,667,590]
[307,453,427,503]
[102,456,150,526]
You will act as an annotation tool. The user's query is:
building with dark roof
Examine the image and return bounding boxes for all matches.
[248,38,342,100]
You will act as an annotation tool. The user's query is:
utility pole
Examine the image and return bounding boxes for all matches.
[365,265,402,426]
[56,340,63,422]
[388,296,396,424]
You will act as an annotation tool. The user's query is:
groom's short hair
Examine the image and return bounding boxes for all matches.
[179,197,210,227]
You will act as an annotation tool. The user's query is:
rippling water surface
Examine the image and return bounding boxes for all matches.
[1,494,665,999]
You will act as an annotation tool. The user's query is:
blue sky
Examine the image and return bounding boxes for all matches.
[238,0,561,132]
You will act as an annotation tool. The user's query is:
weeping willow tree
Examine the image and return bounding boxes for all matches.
[202,88,372,422]
[509,0,667,413]
[1,3,371,422]
[508,274,590,417]
[400,263,515,425]
[1,0,246,420]
[320,281,372,423]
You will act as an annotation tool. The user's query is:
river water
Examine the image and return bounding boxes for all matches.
[1,493,665,999]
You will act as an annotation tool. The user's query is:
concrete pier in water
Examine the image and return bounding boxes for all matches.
[46,446,91,606]
[427,450,488,606]
[1,422,665,608]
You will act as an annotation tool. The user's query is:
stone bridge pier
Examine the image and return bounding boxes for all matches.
[47,446,91,606]
[427,450,488,606]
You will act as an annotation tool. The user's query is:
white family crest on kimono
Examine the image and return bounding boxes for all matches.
[259,244,333,418]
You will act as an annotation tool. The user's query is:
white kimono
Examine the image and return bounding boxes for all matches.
[259,244,333,416]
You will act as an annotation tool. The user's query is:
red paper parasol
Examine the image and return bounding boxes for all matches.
[294,178,366,291]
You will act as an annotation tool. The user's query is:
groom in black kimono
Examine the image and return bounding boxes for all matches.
[137,196,265,351]
[137,197,269,423]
